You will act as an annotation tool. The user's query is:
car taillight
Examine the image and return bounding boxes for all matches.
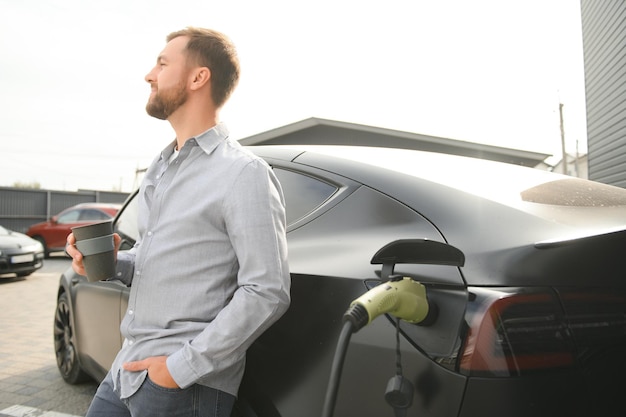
[460,288,576,377]
[558,288,626,359]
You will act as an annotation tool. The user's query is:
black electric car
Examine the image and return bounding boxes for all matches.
[55,145,626,417]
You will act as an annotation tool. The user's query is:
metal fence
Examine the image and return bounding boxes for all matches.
[0,187,130,233]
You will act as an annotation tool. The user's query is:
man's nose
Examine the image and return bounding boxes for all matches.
[145,67,157,83]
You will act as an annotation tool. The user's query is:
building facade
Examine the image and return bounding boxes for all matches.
[580,0,626,188]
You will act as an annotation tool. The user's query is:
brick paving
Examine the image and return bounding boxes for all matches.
[0,256,97,416]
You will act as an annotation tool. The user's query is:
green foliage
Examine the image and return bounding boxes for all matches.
[13,181,41,189]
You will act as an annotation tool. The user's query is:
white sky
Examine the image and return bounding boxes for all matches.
[0,0,587,192]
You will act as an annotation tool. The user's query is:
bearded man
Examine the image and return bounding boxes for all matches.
[67,27,291,417]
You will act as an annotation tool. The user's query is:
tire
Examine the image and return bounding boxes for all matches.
[53,291,90,384]
[32,236,50,258]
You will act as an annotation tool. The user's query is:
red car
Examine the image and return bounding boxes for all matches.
[27,202,121,257]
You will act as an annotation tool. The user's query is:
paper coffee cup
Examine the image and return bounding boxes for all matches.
[72,221,115,282]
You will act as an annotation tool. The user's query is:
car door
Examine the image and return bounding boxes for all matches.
[73,280,128,373]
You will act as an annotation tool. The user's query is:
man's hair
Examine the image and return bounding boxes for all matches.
[167,27,240,108]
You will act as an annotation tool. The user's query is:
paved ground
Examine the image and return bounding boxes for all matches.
[0,255,98,416]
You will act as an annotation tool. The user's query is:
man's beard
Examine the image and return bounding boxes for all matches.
[146,80,188,120]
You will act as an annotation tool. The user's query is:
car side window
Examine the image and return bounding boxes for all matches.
[57,209,81,223]
[78,209,111,221]
[273,168,337,226]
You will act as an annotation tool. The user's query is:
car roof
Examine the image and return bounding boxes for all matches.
[254,145,626,214]
[69,202,122,209]
[310,146,552,197]
[251,145,626,286]
[59,202,122,215]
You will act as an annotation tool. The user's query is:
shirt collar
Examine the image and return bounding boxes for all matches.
[158,123,230,162]
[194,122,230,155]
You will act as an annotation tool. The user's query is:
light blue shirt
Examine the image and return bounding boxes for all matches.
[111,123,291,399]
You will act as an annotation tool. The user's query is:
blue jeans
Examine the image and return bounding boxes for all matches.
[86,372,235,417]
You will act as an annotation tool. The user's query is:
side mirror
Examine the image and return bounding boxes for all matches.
[371,239,465,280]
[51,216,58,224]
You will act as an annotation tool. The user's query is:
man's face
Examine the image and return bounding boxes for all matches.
[145,36,190,120]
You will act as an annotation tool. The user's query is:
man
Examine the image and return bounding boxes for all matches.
[66,27,291,417]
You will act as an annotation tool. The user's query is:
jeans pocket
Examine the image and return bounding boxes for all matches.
[130,377,195,417]
[145,375,184,393]
[131,378,235,417]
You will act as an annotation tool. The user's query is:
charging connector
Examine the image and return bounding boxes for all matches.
[323,276,436,417]
[343,276,432,332]
[323,239,464,417]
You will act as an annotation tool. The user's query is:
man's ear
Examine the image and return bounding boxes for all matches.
[190,67,211,91]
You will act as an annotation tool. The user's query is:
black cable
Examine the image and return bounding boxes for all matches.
[321,320,356,417]
[385,317,414,416]
[395,317,403,376]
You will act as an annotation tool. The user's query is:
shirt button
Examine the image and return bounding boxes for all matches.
[147,231,153,237]
[128,340,134,345]
[128,310,134,315]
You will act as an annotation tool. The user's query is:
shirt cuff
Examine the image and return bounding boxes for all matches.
[166,347,198,389]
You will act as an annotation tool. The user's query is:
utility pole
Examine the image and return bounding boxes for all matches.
[559,102,568,175]
[133,166,147,190]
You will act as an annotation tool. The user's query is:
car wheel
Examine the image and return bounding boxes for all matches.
[32,236,50,258]
[54,291,90,384]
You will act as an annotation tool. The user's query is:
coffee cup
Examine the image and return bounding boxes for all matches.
[71,221,115,282]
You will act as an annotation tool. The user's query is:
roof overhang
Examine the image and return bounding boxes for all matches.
[239,117,551,167]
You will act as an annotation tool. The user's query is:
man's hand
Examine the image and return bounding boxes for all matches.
[123,356,180,389]
[66,232,121,276]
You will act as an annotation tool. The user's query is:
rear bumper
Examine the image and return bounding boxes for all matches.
[460,366,624,417]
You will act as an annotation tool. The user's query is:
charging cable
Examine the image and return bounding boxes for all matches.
[321,276,433,417]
